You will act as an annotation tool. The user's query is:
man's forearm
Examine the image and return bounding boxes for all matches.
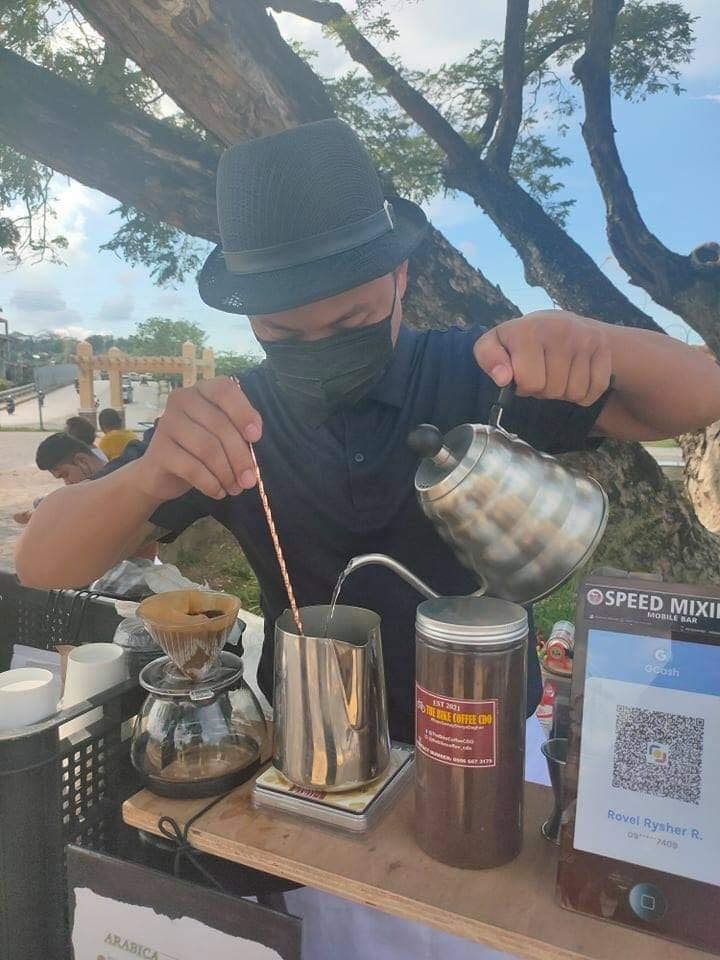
[15,460,164,588]
[598,327,720,440]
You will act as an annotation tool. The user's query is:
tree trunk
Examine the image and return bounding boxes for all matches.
[75,0,335,138]
[563,440,720,582]
[679,426,720,535]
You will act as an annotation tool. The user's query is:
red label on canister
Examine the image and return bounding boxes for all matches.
[415,684,497,768]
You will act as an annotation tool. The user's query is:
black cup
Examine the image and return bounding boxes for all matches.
[540,737,568,843]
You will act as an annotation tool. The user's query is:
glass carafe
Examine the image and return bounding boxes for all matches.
[131,651,267,798]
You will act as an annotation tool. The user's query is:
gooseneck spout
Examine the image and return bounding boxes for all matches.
[342,554,441,600]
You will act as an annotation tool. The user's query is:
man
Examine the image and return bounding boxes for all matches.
[35,432,106,484]
[66,415,109,463]
[17,119,720,742]
[98,407,136,460]
[28,432,157,561]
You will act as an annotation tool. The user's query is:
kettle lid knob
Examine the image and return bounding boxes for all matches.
[407,423,444,459]
[408,423,459,470]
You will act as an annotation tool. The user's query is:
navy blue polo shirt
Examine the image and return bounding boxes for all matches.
[113,324,604,742]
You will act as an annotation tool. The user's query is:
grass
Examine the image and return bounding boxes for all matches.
[534,579,577,639]
[169,538,262,615]
[0,426,52,432]
[643,438,679,448]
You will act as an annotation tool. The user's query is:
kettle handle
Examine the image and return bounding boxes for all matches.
[489,382,515,429]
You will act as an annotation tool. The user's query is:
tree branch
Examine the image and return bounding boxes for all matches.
[524,30,584,79]
[487,0,529,170]
[96,39,126,95]
[268,0,474,166]
[272,0,661,330]
[0,47,220,240]
[574,0,720,349]
[475,84,502,153]
[74,0,335,143]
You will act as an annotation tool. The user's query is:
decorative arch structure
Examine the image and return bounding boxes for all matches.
[74,340,214,425]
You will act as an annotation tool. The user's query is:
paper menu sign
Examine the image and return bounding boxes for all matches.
[67,847,301,960]
[72,888,284,960]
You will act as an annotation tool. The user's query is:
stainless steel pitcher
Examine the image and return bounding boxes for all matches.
[273,604,391,791]
[345,391,608,606]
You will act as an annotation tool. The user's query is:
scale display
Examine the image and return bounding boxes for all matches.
[557,575,720,954]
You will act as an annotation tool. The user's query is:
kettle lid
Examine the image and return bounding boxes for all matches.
[416,596,528,646]
[409,423,487,499]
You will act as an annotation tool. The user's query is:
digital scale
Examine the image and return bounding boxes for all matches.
[558,572,720,954]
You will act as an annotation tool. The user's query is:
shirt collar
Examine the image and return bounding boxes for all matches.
[367,324,419,409]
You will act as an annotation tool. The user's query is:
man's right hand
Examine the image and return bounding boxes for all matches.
[133,377,262,502]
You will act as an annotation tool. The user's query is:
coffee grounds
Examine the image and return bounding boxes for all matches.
[415,637,526,869]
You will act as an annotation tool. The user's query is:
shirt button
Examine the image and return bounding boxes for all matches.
[353,452,365,463]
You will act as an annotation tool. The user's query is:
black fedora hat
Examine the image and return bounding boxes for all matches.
[198,119,429,315]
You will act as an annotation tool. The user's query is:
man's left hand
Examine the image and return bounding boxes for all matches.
[473,310,612,407]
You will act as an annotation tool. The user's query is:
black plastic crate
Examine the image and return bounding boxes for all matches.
[0,571,144,959]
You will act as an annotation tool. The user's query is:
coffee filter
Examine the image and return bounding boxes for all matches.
[138,590,240,679]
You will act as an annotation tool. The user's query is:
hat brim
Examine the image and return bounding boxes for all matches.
[198,197,429,315]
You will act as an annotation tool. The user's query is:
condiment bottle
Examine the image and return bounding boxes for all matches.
[414,596,528,868]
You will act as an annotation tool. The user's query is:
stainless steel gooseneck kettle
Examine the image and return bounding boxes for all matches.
[345,386,609,605]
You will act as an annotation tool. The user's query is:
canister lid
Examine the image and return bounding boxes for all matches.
[416,597,528,646]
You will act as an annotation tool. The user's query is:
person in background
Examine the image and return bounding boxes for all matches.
[32,432,158,561]
[65,415,108,463]
[15,434,107,526]
[36,432,106,484]
[97,408,136,461]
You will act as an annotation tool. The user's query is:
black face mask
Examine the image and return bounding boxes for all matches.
[260,289,396,425]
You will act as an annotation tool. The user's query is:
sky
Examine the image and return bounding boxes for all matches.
[1,0,719,356]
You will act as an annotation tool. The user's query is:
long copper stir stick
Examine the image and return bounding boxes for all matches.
[249,443,305,637]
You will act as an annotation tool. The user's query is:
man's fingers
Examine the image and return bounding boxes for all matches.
[180,390,255,490]
[473,329,514,387]
[168,420,237,497]
[161,437,229,500]
[197,377,263,444]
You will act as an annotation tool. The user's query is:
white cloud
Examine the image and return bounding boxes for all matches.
[274,0,508,77]
[422,192,478,230]
[51,179,107,260]
[96,292,135,324]
[697,93,720,102]
[52,324,94,339]
[151,290,186,310]
[10,285,67,313]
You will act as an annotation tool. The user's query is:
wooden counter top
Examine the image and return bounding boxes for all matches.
[123,779,714,960]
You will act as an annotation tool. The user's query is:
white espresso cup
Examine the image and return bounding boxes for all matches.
[61,643,127,737]
[0,668,58,733]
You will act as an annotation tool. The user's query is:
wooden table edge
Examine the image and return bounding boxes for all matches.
[122,796,599,960]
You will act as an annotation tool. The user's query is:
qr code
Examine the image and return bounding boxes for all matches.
[612,705,704,805]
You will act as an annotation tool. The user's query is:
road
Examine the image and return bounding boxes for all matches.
[0,379,163,431]
[0,382,166,571]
